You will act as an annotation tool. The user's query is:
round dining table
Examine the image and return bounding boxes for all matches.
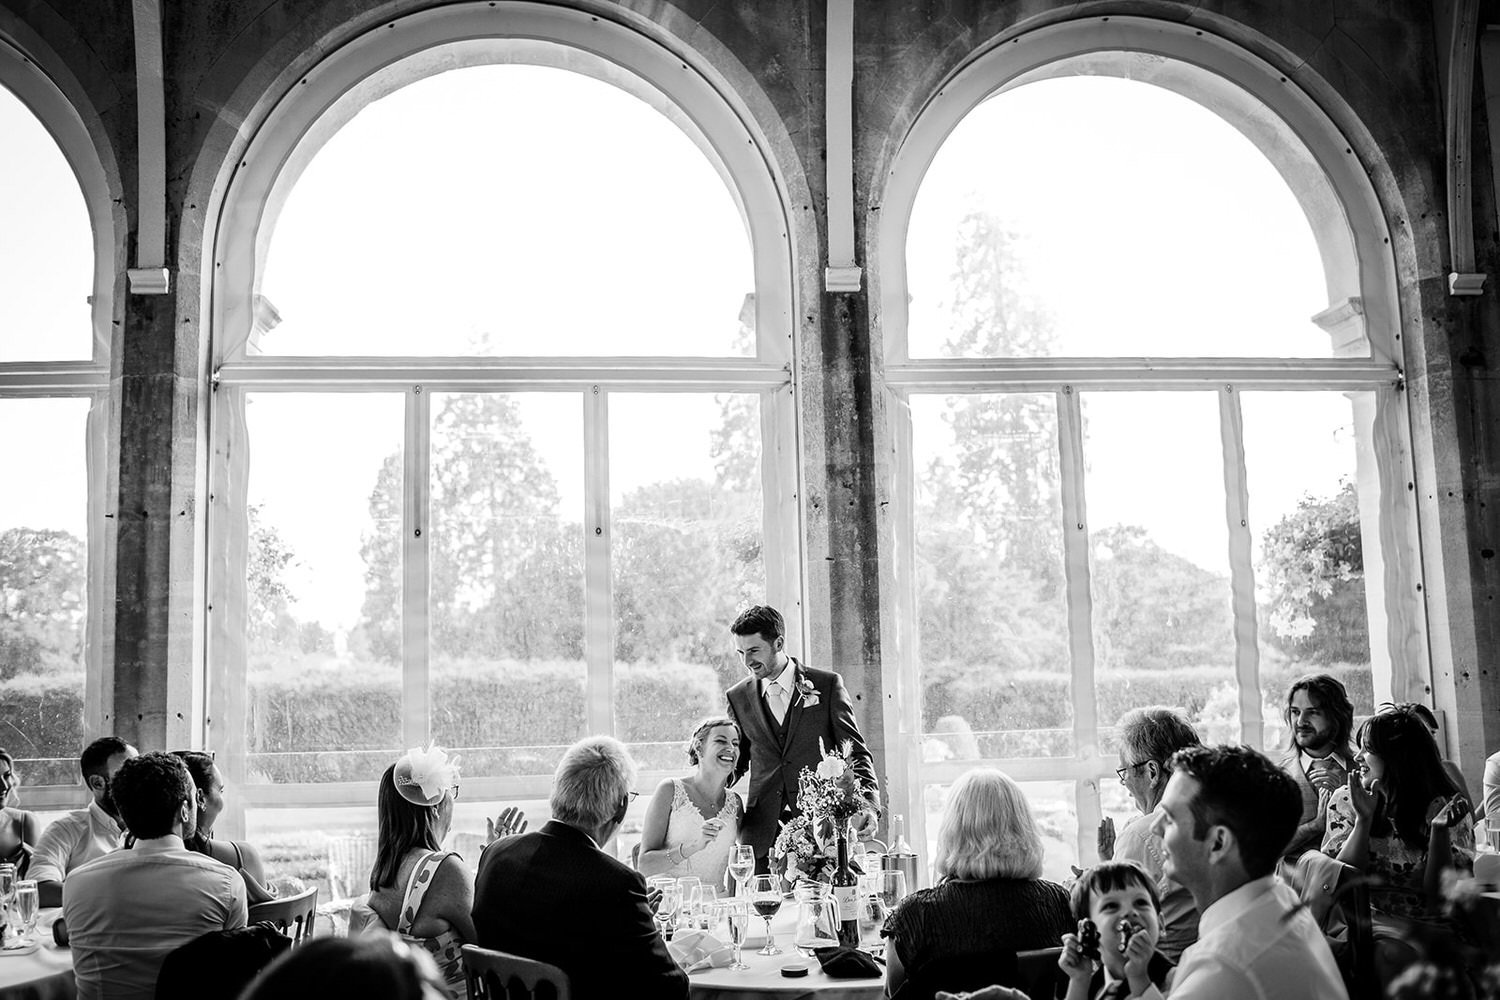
[687,908,884,1000]
[0,910,74,1000]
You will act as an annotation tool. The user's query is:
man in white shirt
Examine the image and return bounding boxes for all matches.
[1140,744,1348,1000]
[1277,674,1354,860]
[31,736,137,906]
[64,751,247,1000]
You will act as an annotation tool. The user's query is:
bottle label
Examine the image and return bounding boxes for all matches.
[833,884,857,922]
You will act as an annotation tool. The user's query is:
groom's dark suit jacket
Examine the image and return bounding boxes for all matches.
[472,820,686,1000]
[725,658,878,865]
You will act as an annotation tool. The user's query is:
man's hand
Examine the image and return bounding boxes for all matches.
[1307,761,1345,794]
[852,807,879,840]
[485,806,528,845]
[647,886,663,914]
[1097,816,1116,861]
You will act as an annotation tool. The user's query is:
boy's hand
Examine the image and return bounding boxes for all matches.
[1058,932,1094,983]
[1122,927,1154,995]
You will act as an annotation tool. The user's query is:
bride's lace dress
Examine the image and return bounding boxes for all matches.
[661,778,741,887]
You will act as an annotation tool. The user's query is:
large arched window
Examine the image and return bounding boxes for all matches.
[208,6,799,872]
[879,20,1417,880]
[0,39,115,809]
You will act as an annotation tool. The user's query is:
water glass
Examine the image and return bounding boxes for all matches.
[13,882,36,941]
[0,864,15,936]
[654,883,681,941]
[690,886,718,929]
[878,869,907,912]
[729,845,755,896]
[713,898,751,970]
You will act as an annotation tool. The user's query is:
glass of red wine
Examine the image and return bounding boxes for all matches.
[748,874,783,956]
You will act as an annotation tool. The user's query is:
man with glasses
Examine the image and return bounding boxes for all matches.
[1098,706,1203,961]
[472,736,685,1000]
[32,736,138,907]
[63,752,247,1000]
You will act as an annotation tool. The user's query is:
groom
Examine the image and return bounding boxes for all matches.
[725,605,879,871]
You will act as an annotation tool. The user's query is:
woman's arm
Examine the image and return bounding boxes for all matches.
[410,854,477,943]
[207,840,275,904]
[885,939,907,998]
[1424,795,1468,909]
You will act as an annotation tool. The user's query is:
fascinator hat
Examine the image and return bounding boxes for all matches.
[393,743,462,807]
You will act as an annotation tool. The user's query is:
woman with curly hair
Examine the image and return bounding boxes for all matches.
[637,715,744,885]
[880,767,1071,1000]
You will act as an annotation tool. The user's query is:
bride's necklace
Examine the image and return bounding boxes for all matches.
[684,776,727,819]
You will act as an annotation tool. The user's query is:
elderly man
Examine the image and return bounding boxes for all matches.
[32,736,138,907]
[1098,706,1202,961]
[1278,674,1355,860]
[472,736,686,1000]
[1139,745,1346,1000]
[63,752,247,1000]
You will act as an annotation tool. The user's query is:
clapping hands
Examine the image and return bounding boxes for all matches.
[1347,772,1384,824]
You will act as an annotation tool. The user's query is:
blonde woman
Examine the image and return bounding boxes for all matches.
[880,768,1071,1000]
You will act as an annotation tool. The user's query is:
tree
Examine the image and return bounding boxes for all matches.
[247,504,301,651]
[1258,480,1368,663]
[0,526,85,677]
[1089,525,1231,671]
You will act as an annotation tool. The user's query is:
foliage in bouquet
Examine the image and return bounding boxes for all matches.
[796,738,875,823]
[1384,872,1500,1000]
[771,813,838,885]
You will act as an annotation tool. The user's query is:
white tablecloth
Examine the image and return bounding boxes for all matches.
[687,909,883,1000]
[0,911,73,1000]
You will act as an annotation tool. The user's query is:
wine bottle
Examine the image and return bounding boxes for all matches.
[833,825,860,948]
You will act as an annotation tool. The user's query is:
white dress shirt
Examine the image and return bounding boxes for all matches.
[1135,875,1347,1000]
[28,800,125,885]
[761,663,794,723]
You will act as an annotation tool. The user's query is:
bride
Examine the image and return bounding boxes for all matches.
[637,716,744,885]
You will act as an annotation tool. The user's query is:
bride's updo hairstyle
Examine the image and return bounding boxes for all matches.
[686,716,739,765]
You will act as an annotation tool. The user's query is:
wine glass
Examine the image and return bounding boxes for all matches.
[728,845,755,896]
[13,882,36,942]
[654,882,681,942]
[878,869,907,913]
[691,885,718,930]
[747,873,783,955]
[714,898,751,970]
[0,864,15,939]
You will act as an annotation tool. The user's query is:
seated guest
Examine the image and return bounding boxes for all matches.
[637,715,743,882]
[0,748,41,877]
[1403,703,1475,816]
[473,735,686,1000]
[364,744,474,999]
[170,750,275,905]
[1321,705,1473,982]
[1059,860,1174,1000]
[240,935,449,1000]
[880,768,1072,1000]
[1486,749,1500,826]
[32,735,138,906]
[1098,707,1201,961]
[63,752,247,1000]
[1278,674,1354,861]
[1141,744,1346,999]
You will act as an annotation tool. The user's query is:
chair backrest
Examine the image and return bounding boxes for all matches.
[248,886,319,946]
[326,833,377,900]
[891,950,1020,1000]
[1014,947,1063,1000]
[461,944,571,1000]
[155,924,290,1000]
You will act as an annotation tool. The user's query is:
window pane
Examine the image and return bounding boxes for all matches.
[922,779,1077,883]
[0,398,88,785]
[1082,393,1236,747]
[259,65,752,357]
[429,392,586,776]
[244,394,404,783]
[609,393,765,768]
[1242,391,1376,750]
[0,86,93,362]
[911,393,1071,759]
[906,76,1330,359]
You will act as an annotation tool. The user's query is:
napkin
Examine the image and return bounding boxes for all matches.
[814,945,883,978]
[666,929,735,972]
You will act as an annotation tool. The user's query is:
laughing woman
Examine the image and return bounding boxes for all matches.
[638,716,744,885]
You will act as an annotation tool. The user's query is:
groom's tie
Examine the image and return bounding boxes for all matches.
[765,680,789,725]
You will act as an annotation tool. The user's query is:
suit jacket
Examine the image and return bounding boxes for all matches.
[471,820,686,1000]
[1279,747,1350,858]
[725,659,878,862]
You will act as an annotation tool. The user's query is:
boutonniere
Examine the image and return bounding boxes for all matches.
[795,676,820,708]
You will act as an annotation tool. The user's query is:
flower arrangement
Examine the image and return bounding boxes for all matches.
[770,739,877,884]
[772,813,837,884]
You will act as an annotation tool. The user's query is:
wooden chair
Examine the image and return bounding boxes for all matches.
[326,832,377,899]
[248,886,319,946]
[1014,947,1064,1000]
[462,944,571,1000]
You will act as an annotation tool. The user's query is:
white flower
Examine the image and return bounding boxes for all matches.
[816,756,847,780]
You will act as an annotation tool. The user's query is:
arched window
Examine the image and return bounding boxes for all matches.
[879,20,1416,879]
[0,40,115,805]
[208,7,798,863]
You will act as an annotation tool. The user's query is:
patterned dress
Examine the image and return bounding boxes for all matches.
[395,849,466,997]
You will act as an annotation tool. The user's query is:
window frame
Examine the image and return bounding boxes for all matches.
[206,4,803,825]
[874,17,1425,877]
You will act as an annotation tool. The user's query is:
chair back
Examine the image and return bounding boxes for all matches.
[890,950,1020,1000]
[1014,947,1063,1000]
[248,886,319,946]
[326,833,377,899]
[461,944,571,1000]
[155,923,290,1000]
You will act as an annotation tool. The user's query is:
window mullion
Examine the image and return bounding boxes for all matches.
[401,385,431,749]
[207,385,250,838]
[583,387,614,737]
[1219,388,1263,747]
[1057,387,1102,862]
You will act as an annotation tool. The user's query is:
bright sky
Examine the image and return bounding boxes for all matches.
[3,68,1358,627]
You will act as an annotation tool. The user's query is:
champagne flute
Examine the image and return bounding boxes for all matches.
[728,845,755,897]
[715,898,751,970]
[692,886,718,930]
[747,874,782,956]
[13,882,36,942]
[654,882,681,942]
[0,864,15,939]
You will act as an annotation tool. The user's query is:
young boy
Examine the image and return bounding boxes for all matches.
[1059,861,1175,1000]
